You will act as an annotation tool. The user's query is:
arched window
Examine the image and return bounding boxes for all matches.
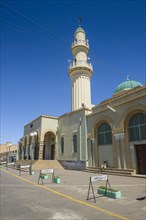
[98,123,112,145]
[128,113,146,141]
[61,137,64,154]
[73,135,77,153]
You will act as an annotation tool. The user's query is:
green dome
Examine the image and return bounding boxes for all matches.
[114,80,142,93]
[75,27,85,33]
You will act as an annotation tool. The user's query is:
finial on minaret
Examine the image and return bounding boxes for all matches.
[78,17,82,27]
[127,75,129,81]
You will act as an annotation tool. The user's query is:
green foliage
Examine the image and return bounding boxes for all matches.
[40,173,48,177]
[99,185,118,192]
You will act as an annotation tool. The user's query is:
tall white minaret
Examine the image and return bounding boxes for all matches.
[68,24,93,111]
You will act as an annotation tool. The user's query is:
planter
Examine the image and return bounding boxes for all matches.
[97,188,121,199]
[40,175,48,180]
[53,177,61,184]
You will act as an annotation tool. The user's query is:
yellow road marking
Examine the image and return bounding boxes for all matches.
[2,169,129,220]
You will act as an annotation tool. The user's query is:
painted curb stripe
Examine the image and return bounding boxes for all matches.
[2,169,129,220]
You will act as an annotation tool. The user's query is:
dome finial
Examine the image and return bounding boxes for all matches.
[127,75,129,81]
[78,17,82,27]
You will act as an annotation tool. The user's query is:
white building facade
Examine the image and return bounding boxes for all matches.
[68,26,93,111]
[18,25,146,175]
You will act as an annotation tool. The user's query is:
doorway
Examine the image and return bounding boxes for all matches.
[51,144,55,159]
[43,131,56,160]
[135,144,146,175]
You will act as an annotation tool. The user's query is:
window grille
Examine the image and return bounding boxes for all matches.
[128,113,146,141]
[98,123,112,145]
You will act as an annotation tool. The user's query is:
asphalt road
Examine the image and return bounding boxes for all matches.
[0,167,146,220]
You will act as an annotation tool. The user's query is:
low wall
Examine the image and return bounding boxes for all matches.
[59,160,86,171]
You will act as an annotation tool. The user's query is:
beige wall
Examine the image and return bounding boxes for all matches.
[19,86,146,174]
[41,116,58,140]
[0,143,18,154]
[86,86,146,170]
[23,115,58,143]
[58,108,91,161]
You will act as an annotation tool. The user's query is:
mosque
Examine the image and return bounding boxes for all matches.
[18,25,146,175]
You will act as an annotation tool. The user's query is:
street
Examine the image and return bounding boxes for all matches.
[0,167,146,220]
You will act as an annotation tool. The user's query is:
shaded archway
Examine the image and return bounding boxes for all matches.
[97,122,113,167]
[127,112,146,174]
[43,131,56,160]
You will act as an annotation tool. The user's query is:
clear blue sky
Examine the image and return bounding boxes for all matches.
[1,0,145,144]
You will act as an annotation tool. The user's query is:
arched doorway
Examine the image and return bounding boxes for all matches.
[43,131,56,160]
[128,112,146,174]
[97,122,113,167]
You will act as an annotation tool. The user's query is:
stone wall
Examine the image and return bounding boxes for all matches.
[59,160,86,171]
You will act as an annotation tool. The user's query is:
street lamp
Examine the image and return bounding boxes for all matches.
[107,105,116,112]
[30,132,37,160]
[7,143,12,163]
[29,132,37,172]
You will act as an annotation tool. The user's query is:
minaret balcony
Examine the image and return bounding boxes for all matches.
[68,61,93,74]
[71,39,89,50]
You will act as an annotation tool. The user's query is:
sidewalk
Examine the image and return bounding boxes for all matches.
[1,166,146,220]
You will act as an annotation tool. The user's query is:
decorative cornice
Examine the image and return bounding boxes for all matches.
[59,107,92,119]
[87,86,146,117]
[24,115,58,127]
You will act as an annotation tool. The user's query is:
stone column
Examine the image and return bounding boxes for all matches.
[31,144,34,160]
[29,144,32,159]
[38,141,44,159]
[117,139,122,169]
[90,138,95,167]
[26,145,29,159]
[112,135,118,168]
[120,138,126,169]
[114,133,126,169]
[87,138,91,167]
[22,147,24,160]
[94,136,99,168]
[21,146,24,160]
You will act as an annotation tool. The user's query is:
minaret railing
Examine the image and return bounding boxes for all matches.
[72,39,89,48]
[69,60,93,71]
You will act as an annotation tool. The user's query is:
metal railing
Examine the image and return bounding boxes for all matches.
[68,60,93,72]
[72,39,89,48]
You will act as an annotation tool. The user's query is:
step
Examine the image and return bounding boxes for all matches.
[85,167,136,176]
[16,160,64,171]
[32,160,64,171]
[85,170,134,177]
[16,160,37,166]
[87,167,136,173]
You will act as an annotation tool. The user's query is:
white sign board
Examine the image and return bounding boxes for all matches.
[41,169,54,174]
[91,175,107,182]
[20,165,30,168]
[0,161,7,165]
[7,162,15,165]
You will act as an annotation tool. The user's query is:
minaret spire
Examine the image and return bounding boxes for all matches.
[78,17,82,27]
[68,24,93,111]
[127,75,129,81]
